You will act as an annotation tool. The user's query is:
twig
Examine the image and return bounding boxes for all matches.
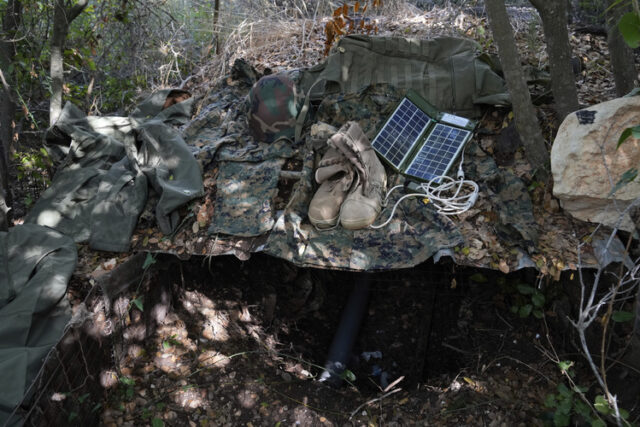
[349,387,402,420]
[0,67,16,103]
[482,355,553,384]
[383,375,405,393]
[495,309,514,330]
[441,342,473,354]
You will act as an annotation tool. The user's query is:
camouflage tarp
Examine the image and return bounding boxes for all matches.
[125,58,626,273]
[177,67,540,271]
[263,84,536,270]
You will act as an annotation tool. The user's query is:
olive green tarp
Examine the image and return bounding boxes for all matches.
[0,224,77,426]
[25,90,204,252]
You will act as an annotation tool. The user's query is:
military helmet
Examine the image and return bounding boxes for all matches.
[247,73,303,143]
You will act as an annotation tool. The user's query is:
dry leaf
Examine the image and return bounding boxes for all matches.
[103,258,117,271]
[498,259,509,274]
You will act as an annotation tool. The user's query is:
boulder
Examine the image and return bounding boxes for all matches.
[551,96,640,231]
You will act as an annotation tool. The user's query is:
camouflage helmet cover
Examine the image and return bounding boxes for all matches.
[247,73,303,143]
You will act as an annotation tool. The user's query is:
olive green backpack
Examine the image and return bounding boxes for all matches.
[299,35,510,119]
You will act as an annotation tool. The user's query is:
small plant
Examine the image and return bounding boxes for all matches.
[13,147,53,186]
[162,334,181,350]
[510,283,546,319]
[544,382,601,427]
[119,376,136,401]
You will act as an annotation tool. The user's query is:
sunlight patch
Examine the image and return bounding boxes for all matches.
[173,387,206,409]
[35,209,62,227]
[197,350,230,369]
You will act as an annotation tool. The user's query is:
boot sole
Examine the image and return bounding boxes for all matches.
[340,217,375,230]
[309,215,339,229]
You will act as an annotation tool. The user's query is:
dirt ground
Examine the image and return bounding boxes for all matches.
[50,251,631,427]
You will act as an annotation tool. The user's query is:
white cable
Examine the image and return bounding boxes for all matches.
[370,154,479,229]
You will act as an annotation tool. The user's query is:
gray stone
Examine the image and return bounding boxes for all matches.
[551,96,640,231]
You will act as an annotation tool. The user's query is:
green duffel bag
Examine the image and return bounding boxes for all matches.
[299,35,510,118]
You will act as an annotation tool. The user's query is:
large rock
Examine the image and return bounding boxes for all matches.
[551,96,640,231]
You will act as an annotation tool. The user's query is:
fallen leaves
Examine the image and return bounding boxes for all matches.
[324,1,381,55]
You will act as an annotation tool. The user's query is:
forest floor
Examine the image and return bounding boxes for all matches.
[13,2,640,427]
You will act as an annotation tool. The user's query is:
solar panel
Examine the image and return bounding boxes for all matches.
[371,98,432,169]
[371,90,476,184]
[405,124,470,182]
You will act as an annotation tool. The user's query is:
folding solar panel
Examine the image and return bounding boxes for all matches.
[371,90,476,184]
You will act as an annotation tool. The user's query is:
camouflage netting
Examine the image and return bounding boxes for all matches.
[126,58,617,273]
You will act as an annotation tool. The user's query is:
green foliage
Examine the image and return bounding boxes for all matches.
[340,368,356,382]
[119,376,136,400]
[544,382,600,427]
[131,297,144,312]
[617,124,640,148]
[619,11,640,48]
[608,168,638,196]
[13,147,52,186]
[508,283,547,319]
[142,253,157,269]
[611,310,634,322]
[614,6,640,196]
[12,148,52,207]
[162,334,180,349]
[593,394,630,420]
[4,0,206,137]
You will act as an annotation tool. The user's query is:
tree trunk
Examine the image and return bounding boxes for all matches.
[213,0,220,55]
[606,0,637,96]
[49,0,88,126]
[0,0,22,231]
[529,0,580,121]
[485,0,550,182]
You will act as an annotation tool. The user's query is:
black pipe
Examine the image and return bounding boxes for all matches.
[319,273,371,385]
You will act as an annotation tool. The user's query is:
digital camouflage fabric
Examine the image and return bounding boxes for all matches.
[264,83,538,270]
[264,138,465,270]
[315,83,538,250]
[183,70,301,238]
[209,159,285,237]
[180,58,536,271]
[248,73,304,143]
[463,142,538,251]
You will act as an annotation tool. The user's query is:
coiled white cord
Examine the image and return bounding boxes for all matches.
[370,158,479,229]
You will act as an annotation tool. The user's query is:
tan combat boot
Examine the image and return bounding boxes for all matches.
[330,122,387,230]
[308,147,354,229]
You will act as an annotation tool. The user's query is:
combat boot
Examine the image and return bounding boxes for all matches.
[308,147,354,229]
[330,122,387,230]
